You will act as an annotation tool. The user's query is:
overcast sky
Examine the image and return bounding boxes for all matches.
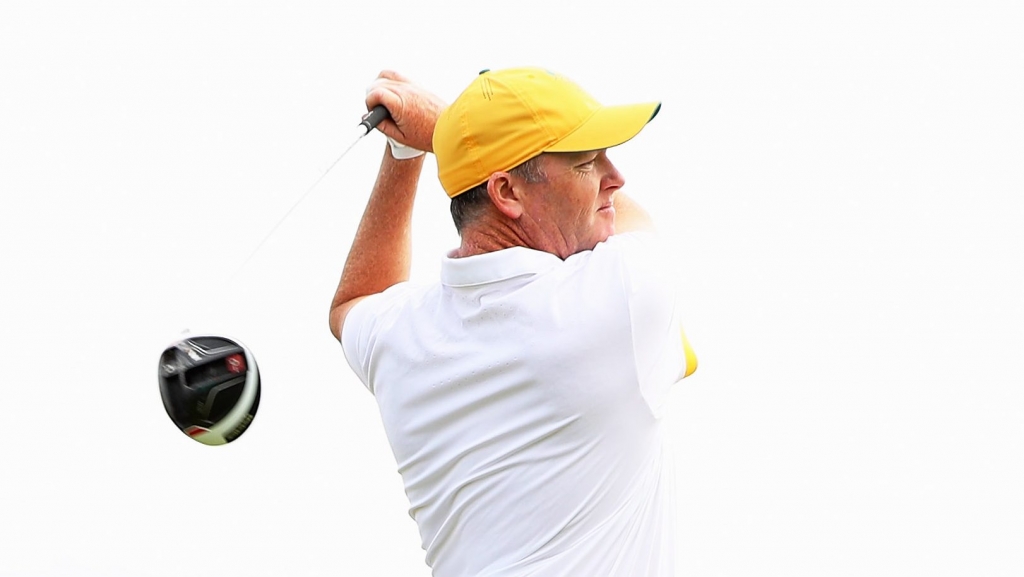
[1,1,1022,576]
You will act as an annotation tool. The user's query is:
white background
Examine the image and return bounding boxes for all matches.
[1,1,1022,575]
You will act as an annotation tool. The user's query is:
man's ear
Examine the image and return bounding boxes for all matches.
[486,172,524,219]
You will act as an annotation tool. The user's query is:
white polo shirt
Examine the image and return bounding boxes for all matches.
[341,231,697,577]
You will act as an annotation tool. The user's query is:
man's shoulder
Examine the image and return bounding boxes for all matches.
[576,231,663,261]
[565,231,669,277]
[351,281,435,316]
[342,281,438,340]
[601,230,663,251]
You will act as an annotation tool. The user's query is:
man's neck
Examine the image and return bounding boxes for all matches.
[450,232,523,259]
[450,214,531,259]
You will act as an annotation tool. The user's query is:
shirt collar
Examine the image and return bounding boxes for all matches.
[441,247,563,287]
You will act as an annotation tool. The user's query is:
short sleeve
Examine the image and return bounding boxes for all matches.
[340,283,417,393]
[594,233,698,415]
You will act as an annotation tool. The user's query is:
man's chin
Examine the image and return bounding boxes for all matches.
[592,230,614,247]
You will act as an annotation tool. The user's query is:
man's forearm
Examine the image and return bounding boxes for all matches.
[330,147,424,336]
[614,192,656,234]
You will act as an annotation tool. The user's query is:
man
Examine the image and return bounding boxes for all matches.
[330,67,698,577]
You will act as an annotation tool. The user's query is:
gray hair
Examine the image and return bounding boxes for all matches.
[449,155,547,233]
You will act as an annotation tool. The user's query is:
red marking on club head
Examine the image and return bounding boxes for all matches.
[185,426,209,437]
[226,354,246,374]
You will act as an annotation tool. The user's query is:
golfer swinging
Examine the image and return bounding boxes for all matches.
[330,67,698,577]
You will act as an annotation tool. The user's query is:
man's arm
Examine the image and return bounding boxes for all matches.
[328,71,446,341]
[329,149,424,340]
[614,192,656,234]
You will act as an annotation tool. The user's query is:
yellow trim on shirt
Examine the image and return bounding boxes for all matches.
[681,328,698,378]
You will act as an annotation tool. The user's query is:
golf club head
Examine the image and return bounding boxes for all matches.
[158,333,260,445]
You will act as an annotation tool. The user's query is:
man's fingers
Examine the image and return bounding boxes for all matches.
[376,119,401,140]
[363,70,441,152]
[365,86,402,120]
[377,69,411,83]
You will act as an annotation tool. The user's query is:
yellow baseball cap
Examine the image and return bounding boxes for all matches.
[432,67,661,198]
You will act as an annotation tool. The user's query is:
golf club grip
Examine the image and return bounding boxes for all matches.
[360,105,391,134]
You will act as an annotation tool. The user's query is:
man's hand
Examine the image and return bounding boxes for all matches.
[365,70,447,153]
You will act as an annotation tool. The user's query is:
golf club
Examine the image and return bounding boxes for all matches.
[157,105,391,445]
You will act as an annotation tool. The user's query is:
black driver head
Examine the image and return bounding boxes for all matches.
[158,334,260,445]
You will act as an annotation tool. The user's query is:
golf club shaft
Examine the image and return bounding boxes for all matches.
[230,105,391,281]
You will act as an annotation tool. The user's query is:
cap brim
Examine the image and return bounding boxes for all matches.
[546,101,661,153]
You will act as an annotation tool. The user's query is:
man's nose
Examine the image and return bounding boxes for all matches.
[601,157,625,190]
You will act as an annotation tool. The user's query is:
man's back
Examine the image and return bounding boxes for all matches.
[343,233,692,576]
